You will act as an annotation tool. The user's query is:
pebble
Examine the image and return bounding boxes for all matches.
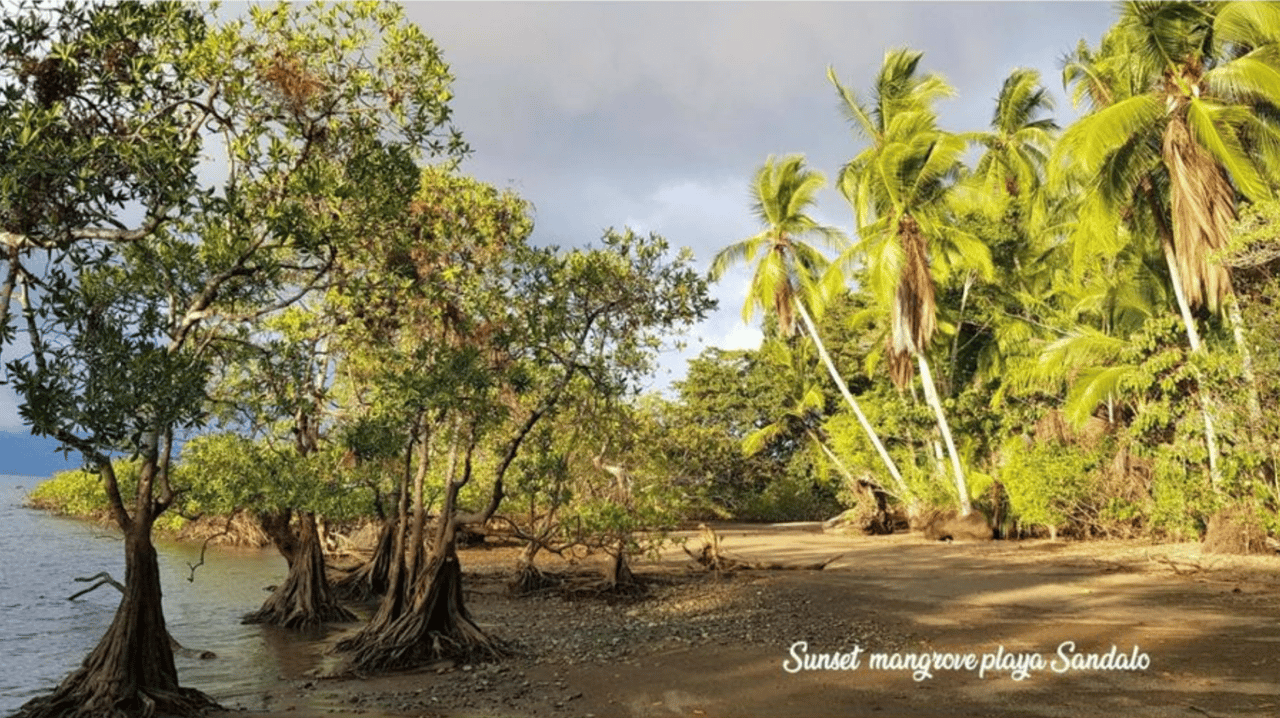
[338,564,913,716]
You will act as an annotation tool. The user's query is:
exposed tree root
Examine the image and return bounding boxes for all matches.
[508,562,563,595]
[602,547,647,596]
[1203,506,1273,556]
[18,531,220,718]
[244,511,356,629]
[331,517,399,601]
[334,548,507,674]
[14,677,218,718]
[917,509,994,541]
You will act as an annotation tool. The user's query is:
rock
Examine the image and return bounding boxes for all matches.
[918,509,993,541]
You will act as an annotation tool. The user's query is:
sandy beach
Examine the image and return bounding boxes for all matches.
[204,524,1280,718]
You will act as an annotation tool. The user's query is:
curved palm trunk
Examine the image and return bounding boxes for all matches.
[795,300,911,500]
[811,430,857,486]
[1150,187,1223,494]
[918,354,971,515]
[812,431,895,529]
[1165,240,1223,495]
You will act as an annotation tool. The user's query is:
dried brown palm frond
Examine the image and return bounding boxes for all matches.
[1162,105,1237,314]
[888,214,935,387]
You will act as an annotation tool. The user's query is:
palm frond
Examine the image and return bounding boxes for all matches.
[1214,1,1280,53]
[1186,97,1270,201]
[742,421,786,457]
[828,66,879,142]
[708,234,768,282]
[1204,50,1280,107]
[1052,94,1163,179]
[1065,364,1139,428]
[1118,1,1211,78]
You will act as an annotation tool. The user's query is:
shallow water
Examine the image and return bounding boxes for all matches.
[0,473,330,714]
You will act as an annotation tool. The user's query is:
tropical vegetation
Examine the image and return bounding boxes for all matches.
[7,2,1280,716]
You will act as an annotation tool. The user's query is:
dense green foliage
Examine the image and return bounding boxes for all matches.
[16,1,1280,560]
[683,1,1280,538]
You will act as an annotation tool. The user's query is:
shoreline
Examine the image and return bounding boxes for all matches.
[197,530,1280,718]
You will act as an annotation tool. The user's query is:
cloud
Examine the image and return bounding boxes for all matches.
[718,320,764,352]
[0,384,24,432]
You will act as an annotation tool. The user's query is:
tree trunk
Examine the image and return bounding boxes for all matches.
[605,540,641,593]
[1160,227,1223,494]
[947,270,975,396]
[509,540,558,595]
[811,431,859,487]
[15,520,219,718]
[257,508,299,565]
[918,353,972,516]
[244,511,356,629]
[1,247,17,341]
[335,432,504,673]
[338,540,503,673]
[812,430,896,532]
[795,300,910,500]
[331,516,399,601]
[1225,293,1263,434]
[406,424,434,589]
[1149,182,1223,494]
[335,431,417,656]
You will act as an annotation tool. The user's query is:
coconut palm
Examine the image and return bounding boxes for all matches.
[959,67,1057,330]
[972,68,1059,201]
[709,154,910,498]
[1055,1,1280,488]
[1059,1,1280,309]
[830,50,985,515]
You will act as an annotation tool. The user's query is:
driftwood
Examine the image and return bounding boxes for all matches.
[67,572,216,660]
[68,572,125,600]
[684,525,842,572]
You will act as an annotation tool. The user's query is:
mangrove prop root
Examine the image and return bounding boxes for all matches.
[334,551,507,674]
[19,531,221,718]
[331,517,399,601]
[243,512,356,629]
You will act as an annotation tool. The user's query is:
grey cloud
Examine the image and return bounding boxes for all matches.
[405,3,1118,391]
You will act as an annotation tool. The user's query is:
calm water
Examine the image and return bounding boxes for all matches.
[0,473,330,714]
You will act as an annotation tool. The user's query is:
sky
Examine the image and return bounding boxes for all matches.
[0,1,1121,478]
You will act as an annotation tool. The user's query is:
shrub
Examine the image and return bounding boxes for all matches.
[27,458,187,532]
[999,439,1101,536]
[741,473,841,522]
[27,465,113,517]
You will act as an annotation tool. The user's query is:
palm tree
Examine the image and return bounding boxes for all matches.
[830,50,982,515]
[1059,1,1280,311]
[1055,1,1280,489]
[742,337,876,494]
[939,70,1058,394]
[710,154,910,499]
[972,68,1059,201]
